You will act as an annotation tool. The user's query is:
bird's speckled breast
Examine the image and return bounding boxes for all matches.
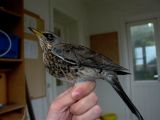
[43,50,76,79]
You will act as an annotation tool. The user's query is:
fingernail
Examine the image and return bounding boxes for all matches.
[72,91,81,100]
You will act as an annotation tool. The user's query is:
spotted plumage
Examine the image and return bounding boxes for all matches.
[29,27,144,120]
[43,49,76,82]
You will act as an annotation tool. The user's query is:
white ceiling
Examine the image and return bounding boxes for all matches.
[82,0,118,5]
[82,0,96,4]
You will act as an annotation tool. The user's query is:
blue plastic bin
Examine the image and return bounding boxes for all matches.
[0,31,20,59]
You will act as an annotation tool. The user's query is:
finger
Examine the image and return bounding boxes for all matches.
[49,81,95,112]
[72,105,101,120]
[55,87,72,99]
[72,80,96,100]
[70,92,98,115]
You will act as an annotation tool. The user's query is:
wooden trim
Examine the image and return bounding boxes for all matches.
[24,9,40,19]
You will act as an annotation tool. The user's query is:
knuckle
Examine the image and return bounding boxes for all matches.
[94,105,102,116]
[90,92,98,103]
[70,107,77,114]
[49,100,61,111]
[70,92,99,115]
[70,104,81,115]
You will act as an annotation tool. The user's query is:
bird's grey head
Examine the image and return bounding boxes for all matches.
[29,27,61,50]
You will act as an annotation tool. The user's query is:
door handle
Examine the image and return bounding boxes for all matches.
[154,75,160,81]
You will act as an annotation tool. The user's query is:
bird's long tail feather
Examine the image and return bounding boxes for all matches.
[106,75,144,120]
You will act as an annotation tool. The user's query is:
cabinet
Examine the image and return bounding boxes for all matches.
[0,0,26,119]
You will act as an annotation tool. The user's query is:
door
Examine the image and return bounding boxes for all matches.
[90,32,119,64]
[127,19,160,120]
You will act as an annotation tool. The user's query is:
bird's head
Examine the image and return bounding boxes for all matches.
[29,27,61,50]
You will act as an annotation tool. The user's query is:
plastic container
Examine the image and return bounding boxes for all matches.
[0,30,19,58]
[101,113,117,120]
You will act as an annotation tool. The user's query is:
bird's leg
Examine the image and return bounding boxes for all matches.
[104,71,144,120]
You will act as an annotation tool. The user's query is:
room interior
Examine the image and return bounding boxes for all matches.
[0,0,160,120]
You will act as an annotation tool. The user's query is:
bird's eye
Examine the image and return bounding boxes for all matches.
[43,33,55,41]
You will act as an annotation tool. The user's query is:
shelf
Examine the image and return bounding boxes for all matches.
[0,59,23,69]
[0,110,25,120]
[0,0,25,118]
[0,7,22,18]
[0,69,12,72]
[0,58,23,62]
[0,104,25,115]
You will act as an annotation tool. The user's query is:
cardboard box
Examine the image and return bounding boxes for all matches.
[0,72,7,106]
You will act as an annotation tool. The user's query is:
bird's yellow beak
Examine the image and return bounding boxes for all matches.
[28,27,43,37]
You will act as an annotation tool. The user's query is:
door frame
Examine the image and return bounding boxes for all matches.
[127,19,160,83]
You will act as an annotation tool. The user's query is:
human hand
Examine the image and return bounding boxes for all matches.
[46,81,101,120]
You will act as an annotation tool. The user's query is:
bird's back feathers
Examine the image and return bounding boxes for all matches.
[51,43,129,75]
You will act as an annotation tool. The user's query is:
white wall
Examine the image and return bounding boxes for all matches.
[87,0,160,34]
[87,0,160,120]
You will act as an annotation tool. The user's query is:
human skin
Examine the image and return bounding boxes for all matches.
[46,81,102,120]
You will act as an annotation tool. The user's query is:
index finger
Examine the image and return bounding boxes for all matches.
[52,80,96,111]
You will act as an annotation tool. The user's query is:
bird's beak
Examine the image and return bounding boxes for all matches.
[28,27,43,37]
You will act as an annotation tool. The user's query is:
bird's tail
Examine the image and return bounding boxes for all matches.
[105,74,144,120]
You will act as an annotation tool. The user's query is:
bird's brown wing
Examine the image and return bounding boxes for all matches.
[51,43,129,74]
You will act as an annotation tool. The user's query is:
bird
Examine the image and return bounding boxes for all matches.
[29,27,144,120]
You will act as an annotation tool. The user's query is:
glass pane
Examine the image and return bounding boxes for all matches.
[130,22,158,80]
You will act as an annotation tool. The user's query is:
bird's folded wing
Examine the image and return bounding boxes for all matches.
[51,43,128,74]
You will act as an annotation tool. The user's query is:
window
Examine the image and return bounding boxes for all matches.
[129,22,158,80]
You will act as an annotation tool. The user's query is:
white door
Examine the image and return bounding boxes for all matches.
[127,19,160,120]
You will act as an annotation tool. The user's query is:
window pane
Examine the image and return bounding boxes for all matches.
[130,22,158,80]
[135,47,143,65]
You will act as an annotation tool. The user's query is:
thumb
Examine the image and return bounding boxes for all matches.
[72,80,96,100]
[51,81,96,112]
